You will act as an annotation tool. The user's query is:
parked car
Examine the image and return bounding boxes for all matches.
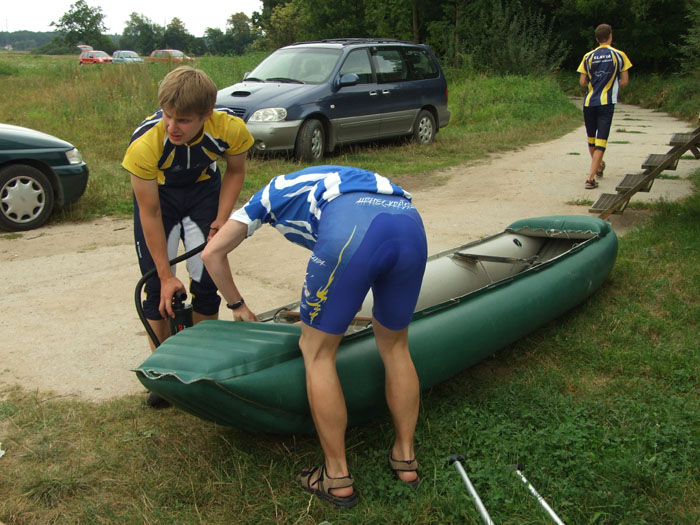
[112,50,143,64]
[149,49,190,62]
[216,38,451,161]
[79,50,112,65]
[0,123,89,231]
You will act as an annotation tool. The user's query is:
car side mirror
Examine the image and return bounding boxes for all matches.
[338,73,360,88]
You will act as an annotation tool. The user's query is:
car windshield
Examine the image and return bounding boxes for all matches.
[94,51,109,58]
[171,50,184,57]
[248,47,342,84]
[123,51,138,58]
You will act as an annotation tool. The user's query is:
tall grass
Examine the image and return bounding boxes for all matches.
[0,52,581,224]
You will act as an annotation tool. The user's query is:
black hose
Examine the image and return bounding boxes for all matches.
[134,242,207,348]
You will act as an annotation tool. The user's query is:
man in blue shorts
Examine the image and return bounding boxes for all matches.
[578,23,632,189]
[202,165,428,508]
[123,66,253,406]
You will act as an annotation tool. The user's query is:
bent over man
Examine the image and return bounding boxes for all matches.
[202,165,427,508]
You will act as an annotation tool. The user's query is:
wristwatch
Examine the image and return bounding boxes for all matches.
[226,298,245,310]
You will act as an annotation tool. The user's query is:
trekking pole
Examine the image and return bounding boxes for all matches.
[447,455,494,525]
[508,464,565,525]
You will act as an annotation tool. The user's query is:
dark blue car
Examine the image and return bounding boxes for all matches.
[0,123,89,231]
[216,39,451,161]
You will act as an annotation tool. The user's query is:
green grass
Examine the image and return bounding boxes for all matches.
[2,53,700,523]
[2,172,699,523]
[0,53,581,224]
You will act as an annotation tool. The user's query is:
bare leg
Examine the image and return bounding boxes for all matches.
[146,319,170,351]
[298,323,353,498]
[146,311,218,351]
[373,318,420,483]
[587,146,605,182]
[193,311,218,323]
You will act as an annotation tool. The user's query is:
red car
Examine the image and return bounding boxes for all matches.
[79,50,112,65]
[149,49,191,62]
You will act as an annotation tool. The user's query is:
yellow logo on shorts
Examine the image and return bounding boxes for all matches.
[305,227,356,324]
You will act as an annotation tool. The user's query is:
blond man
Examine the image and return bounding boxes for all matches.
[122,66,253,407]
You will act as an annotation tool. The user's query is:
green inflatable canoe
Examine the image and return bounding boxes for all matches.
[134,215,618,434]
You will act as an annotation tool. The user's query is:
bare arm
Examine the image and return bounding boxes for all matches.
[201,219,258,321]
[619,69,629,87]
[579,73,589,87]
[131,174,185,318]
[209,152,247,241]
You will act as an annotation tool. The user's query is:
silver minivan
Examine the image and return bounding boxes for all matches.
[112,50,143,64]
[216,39,451,161]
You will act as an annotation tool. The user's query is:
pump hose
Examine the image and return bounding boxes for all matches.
[134,242,206,349]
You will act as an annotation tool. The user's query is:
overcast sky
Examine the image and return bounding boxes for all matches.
[3,0,263,37]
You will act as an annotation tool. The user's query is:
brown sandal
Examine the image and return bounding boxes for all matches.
[297,464,359,508]
[596,160,606,178]
[389,453,421,488]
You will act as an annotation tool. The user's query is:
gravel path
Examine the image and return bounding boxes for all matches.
[0,102,696,402]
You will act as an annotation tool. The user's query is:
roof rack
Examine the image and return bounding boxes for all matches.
[289,38,416,47]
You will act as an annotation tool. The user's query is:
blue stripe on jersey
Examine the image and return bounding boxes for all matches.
[579,46,631,107]
[231,165,411,250]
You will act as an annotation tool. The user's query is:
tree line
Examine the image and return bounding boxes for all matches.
[11,0,700,74]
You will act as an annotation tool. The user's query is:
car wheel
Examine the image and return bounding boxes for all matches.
[295,119,325,161]
[0,164,55,232]
[412,110,436,145]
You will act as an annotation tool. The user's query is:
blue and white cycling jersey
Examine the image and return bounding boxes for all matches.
[230,165,411,250]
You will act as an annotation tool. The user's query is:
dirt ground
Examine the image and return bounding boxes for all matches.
[1,102,697,402]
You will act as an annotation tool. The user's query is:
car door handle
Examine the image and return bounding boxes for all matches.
[369,91,378,96]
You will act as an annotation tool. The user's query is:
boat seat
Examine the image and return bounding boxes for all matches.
[534,238,579,263]
[451,252,539,266]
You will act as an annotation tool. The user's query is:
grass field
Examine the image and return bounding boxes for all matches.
[1,172,698,523]
[1,52,699,524]
[0,52,582,223]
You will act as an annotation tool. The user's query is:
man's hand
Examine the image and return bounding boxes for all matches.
[207,220,224,242]
[231,303,258,322]
[159,275,186,318]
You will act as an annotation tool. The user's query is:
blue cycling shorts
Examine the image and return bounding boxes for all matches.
[300,192,427,334]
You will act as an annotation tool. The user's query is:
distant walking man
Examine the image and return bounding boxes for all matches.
[578,23,632,189]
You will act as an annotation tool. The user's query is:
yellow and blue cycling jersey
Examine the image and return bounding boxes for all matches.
[578,45,632,107]
[124,108,253,319]
[122,108,253,186]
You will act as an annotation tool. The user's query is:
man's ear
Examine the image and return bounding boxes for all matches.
[203,109,214,121]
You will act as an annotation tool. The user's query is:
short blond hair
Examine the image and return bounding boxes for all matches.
[158,66,217,116]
